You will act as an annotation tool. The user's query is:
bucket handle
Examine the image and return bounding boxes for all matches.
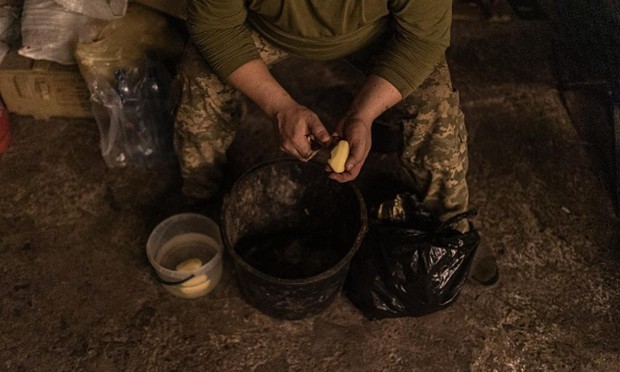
[149,266,195,286]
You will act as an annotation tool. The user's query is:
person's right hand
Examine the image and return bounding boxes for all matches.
[272,103,331,161]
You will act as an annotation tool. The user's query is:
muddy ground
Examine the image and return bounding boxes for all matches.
[1,4,619,372]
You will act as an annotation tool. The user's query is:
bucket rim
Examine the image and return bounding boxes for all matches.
[146,212,224,282]
[221,159,368,286]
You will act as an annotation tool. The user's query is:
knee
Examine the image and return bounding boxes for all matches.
[404,59,459,116]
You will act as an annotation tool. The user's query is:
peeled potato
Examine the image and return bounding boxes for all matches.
[178,276,211,297]
[176,258,209,288]
[328,140,349,173]
[176,258,202,272]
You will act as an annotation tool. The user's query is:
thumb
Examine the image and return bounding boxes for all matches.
[345,135,370,172]
[345,141,362,171]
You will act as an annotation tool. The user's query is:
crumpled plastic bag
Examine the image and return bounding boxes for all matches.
[87,54,177,167]
[56,0,127,19]
[344,193,480,320]
[75,4,184,167]
[19,0,91,64]
[75,3,184,88]
[18,0,128,65]
[0,5,20,64]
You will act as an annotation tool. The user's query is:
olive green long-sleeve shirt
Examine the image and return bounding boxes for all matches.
[187,0,452,97]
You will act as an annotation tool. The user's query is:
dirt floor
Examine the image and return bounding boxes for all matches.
[1,4,619,372]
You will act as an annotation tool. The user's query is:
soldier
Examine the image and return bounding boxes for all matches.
[175,0,498,285]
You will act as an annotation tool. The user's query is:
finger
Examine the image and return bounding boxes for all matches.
[296,146,313,162]
[289,139,311,161]
[344,139,369,172]
[307,116,331,144]
[292,130,314,161]
[328,161,363,183]
[280,125,312,161]
[281,142,308,162]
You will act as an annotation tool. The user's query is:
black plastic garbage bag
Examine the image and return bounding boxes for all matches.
[344,193,480,320]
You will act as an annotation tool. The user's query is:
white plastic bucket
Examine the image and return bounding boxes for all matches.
[146,213,223,299]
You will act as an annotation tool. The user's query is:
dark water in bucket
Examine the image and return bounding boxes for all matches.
[222,160,367,319]
[234,227,348,279]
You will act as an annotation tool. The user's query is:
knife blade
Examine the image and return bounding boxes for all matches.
[306,134,340,164]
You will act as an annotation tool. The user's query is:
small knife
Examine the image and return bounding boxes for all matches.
[306,134,340,164]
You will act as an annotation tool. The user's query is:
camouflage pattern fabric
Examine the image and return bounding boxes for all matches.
[174,32,288,199]
[394,59,470,232]
[174,33,468,231]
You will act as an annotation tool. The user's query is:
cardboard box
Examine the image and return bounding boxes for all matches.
[133,0,187,19]
[0,50,93,119]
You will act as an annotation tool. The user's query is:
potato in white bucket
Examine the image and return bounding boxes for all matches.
[147,214,223,299]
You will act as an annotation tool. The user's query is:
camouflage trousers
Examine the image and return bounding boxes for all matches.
[174,32,469,229]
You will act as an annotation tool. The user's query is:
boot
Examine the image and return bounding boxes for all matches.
[469,240,500,286]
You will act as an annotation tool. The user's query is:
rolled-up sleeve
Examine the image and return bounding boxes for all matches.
[187,0,260,80]
[373,0,452,97]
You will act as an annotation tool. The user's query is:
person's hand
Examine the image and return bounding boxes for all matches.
[273,103,331,161]
[327,116,372,182]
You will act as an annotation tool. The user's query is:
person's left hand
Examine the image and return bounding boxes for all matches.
[327,116,372,182]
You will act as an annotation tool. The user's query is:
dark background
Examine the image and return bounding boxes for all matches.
[0,1,618,370]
